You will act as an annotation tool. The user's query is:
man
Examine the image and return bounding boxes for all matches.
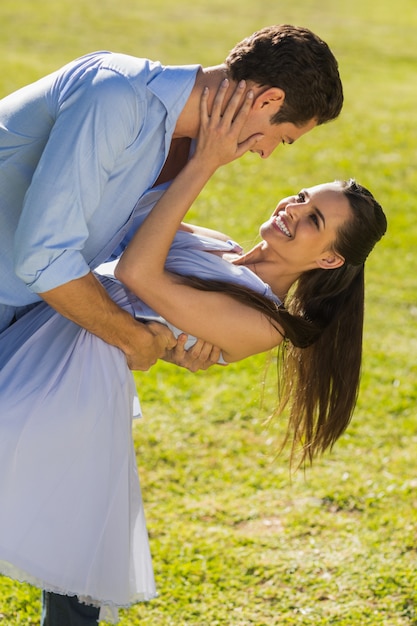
[0,25,342,368]
[0,24,343,625]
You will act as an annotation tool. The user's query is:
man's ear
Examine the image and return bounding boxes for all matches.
[252,87,285,111]
[316,252,345,270]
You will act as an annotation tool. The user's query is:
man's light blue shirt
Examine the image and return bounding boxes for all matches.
[0,51,199,323]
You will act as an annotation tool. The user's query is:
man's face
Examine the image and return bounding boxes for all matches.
[249,118,317,159]
[239,89,317,159]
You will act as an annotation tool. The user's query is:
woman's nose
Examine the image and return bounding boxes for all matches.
[286,199,300,219]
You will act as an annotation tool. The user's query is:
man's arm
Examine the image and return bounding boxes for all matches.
[40,272,176,371]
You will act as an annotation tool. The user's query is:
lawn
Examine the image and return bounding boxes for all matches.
[0,0,416,624]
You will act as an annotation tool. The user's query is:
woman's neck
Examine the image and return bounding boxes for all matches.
[232,243,301,302]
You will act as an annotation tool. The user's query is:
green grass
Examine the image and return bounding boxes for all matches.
[1,0,416,624]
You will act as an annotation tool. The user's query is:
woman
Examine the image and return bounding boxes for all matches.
[116,82,388,463]
[0,84,387,622]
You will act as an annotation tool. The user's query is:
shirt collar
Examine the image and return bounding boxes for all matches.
[147,64,200,132]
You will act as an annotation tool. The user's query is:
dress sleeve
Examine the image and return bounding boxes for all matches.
[14,68,142,294]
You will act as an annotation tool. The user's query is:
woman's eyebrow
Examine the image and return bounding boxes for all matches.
[315,207,326,227]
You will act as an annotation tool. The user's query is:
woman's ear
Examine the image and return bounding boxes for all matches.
[316,252,345,270]
[252,87,285,111]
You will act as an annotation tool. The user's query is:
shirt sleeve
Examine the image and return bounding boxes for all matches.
[14,66,143,294]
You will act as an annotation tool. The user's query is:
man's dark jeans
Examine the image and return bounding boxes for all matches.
[41,591,100,626]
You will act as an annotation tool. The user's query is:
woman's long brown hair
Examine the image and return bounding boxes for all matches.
[180,180,387,465]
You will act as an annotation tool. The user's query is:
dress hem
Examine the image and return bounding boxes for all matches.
[0,560,157,624]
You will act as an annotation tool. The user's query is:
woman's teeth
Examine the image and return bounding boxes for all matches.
[274,215,291,237]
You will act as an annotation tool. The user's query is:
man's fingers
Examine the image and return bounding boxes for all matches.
[147,321,177,350]
[185,337,208,360]
[195,341,219,363]
[186,341,221,371]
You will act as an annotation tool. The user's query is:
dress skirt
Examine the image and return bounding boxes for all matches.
[0,278,156,622]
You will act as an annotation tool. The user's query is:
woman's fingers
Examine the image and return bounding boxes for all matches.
[218,80,247,124]
[196,79,262,166]
[235,130,264,157]
[210,78,231,121]
[199,85,210,126]
[209,79,250,128]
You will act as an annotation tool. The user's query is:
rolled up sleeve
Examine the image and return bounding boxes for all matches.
[14,67,141,294]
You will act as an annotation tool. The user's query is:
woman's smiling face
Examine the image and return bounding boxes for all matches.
[260,182,352,272]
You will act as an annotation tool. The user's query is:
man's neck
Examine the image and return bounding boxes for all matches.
[173,64,233,139]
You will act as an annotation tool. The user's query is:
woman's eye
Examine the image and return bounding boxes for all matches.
[310,213,319,227]
[297,192,305,203]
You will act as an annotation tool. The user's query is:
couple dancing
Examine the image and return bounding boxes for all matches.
[0,76,387,623]
[0,26,386,626]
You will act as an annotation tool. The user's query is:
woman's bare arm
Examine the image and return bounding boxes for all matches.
[116,81,283,362]
[127,269,283,362]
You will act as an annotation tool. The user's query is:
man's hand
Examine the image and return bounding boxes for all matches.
[163,334,223,372]
[126,321,177,371]
[40,273,177,371]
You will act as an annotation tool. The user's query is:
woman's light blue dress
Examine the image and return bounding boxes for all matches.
[0,188,280,622]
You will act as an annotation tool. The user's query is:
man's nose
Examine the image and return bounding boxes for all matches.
[260,142,278,159]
